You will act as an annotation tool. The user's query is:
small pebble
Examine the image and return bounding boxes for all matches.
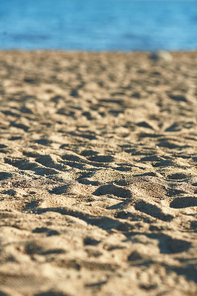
[149,50,173,62]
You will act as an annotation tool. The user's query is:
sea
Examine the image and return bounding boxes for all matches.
[0,0,197,51]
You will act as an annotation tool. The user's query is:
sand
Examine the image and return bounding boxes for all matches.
[0,51,197,296]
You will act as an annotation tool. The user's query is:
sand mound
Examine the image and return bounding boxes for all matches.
[0,51,197,295]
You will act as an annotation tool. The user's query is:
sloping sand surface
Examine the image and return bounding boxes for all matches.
[0,51,197,296]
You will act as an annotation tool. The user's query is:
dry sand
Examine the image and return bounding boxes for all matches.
[0,51,197,296]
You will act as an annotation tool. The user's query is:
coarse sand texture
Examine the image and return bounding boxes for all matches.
[0,51,197,296]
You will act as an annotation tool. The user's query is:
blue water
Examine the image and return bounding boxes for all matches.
[0,0,197,51]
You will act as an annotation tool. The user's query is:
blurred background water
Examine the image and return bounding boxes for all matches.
[0,0,197,51]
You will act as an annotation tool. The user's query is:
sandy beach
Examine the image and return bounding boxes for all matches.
[0,51,197,296]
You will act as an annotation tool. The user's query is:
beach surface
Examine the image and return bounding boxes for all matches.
[0,51,197,296]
